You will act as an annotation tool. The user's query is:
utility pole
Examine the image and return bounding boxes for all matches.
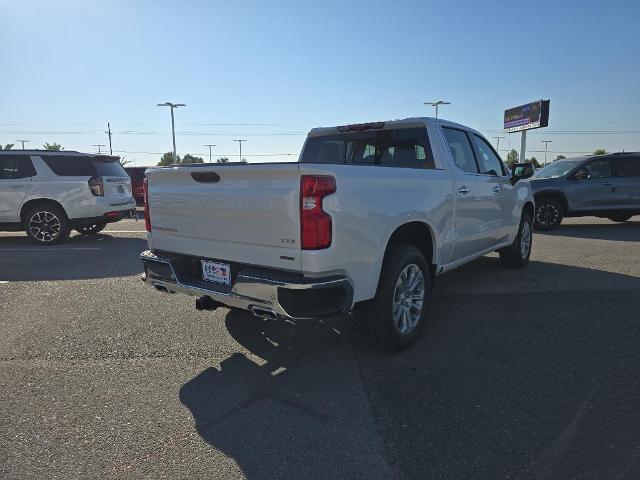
[541,140,553,166]
[157,102,186,163]
[492,136,505,154]
[204,144,216,163]
[234,139,246,162]
[423,100,451,119]
[105,122,113,155]
[15,139,29,150]
[92,144,106,154]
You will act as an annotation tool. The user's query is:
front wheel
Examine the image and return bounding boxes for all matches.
[75,223,106,235]
[534,197,563,230]
[499,211,533,268]
[355,244,430,352]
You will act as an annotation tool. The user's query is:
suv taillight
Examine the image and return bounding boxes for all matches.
[88,176,104,196]
[143,177,151,232]
[300,175,336,250]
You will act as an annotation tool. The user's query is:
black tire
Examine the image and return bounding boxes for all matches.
[499,211,533,268]
[534,197,563,230]
[607,215,632,223]
[75,222,106,235]
[355,244,431,352]
[23,203,71,245]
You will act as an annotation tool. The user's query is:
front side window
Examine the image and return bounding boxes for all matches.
[442,127,478,174]
[617,157,640,177]
[301,127,435,169]
[472,134,505,176]
[574,159,612,179]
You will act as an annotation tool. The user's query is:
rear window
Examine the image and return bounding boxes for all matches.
[301,127,435,169]
[41,155,126,177]
[126,168,146,181]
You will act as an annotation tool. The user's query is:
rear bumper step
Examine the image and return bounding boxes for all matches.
[139,250,353,320]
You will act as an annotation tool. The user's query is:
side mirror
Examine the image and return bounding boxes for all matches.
[511,162,534,184]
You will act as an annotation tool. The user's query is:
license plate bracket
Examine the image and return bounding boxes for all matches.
[201,260,231,285]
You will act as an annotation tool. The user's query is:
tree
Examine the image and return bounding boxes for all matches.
[43,142,63,151]
[593,148,607,155]
[182,154,204,164]
[527,157,541,168]
[216,157,230,163]
[241,158,248,163]
[555,155,566,160]
[158,152,180,166]
[119,156,132,167]
[505,149,519,166]
[0,143,14,150]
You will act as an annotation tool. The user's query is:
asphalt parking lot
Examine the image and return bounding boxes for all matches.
[1,216,639,479]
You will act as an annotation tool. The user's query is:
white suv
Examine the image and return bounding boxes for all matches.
[0,150,135,244]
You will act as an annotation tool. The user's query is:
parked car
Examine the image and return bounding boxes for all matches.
[530,153,640,230]
[0,151,135,244]
[139,117,535,351]
[125,166,147,205]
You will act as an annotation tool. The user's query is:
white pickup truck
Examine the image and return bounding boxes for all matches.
[140,117,535,350]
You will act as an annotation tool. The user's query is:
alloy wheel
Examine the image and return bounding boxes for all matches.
[28,211,61,242]
[392,264,425,335]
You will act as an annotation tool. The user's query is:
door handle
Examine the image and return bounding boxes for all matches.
[458,186,471,195]
[492,185,503,193]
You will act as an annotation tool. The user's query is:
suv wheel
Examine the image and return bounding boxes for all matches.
[23,204,71,245]
[499,211,533,268]
[607,215,632,223]
[355,244,430,351]
[534,197,563,230]
[76,223,106,235]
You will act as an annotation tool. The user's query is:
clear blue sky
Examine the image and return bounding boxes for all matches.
[2,0,639,165]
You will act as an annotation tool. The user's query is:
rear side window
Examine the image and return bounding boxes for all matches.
[41,155,126,177]
[442,127,478,174]
[617,157,640,177]
[301,127,435,169]
[0,155,36,179]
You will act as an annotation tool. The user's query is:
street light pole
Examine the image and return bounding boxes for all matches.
[157,102,186,163]
[541,140,553,166]
[92,144,106,154]
[15,139,29,150]
[204,144,216,163]
[423,100,451,119]
[234,139,246,162]
[492,136,505,153]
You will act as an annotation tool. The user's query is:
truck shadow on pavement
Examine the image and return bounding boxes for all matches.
[0,234,146,281]
[536,219,640,242]
[179,258,640,479]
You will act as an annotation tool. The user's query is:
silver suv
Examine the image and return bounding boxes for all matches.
[530,153,640,229]
[0,150,135,244]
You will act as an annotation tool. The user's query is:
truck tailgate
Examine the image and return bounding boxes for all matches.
[146,163,302,272]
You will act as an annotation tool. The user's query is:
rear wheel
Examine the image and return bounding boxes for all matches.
[75,223,106,235]
[499,211,533,268]
[23,204,70,245]
[355,244,430,352]
[607,215,632,223]
[534,197,563,230]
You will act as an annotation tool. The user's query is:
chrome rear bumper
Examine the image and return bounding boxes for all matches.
[140,250,353,320]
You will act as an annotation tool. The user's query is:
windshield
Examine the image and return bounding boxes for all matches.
[533,160,582,179]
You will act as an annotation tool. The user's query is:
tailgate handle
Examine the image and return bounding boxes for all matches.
[191,172,220,183]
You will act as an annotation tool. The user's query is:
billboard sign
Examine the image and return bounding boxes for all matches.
[504,100,550,133]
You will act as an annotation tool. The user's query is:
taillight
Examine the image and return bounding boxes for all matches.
[88,176,104,196]
[300,175,336,250]
[143,177,151,232]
